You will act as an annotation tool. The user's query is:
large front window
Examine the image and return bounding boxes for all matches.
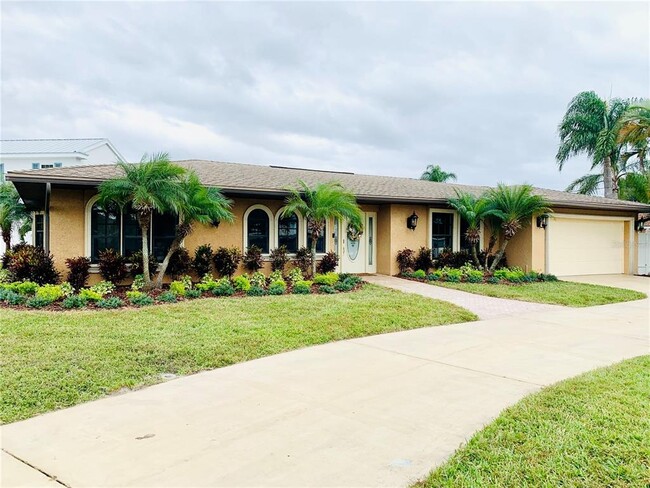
[307,221,327,253]
[277,212,299,253]
[89,201,177,262]
[247,208,271,253]
[431,212,453,258]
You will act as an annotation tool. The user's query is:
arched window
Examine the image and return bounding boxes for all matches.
[90,201,120,262]
[247,208,271,253]
[277,212,299,253]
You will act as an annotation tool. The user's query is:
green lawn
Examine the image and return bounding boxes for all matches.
[0,284,476,424]
[432,280,645,306]
[417,355,650,488]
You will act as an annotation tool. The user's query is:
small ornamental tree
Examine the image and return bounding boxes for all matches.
[282,181,363,277]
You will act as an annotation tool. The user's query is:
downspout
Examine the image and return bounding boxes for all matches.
[44,182,51,254]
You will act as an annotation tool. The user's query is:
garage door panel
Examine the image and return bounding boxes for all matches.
[548,218,625,275]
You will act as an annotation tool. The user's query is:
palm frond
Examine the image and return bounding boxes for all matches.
[565,173,602,195]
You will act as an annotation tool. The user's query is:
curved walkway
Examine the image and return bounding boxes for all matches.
[2,276,648,487]
[363,275,563,319]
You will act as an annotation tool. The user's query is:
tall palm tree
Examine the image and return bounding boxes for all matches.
[282,180,363,277]
[618,100,650,172]
[97,153,187,289]
[420,164,457,183]
[557,91,630,199]
[486,184,551,271]
[447,190,500,267]
[0,182,29,251]
[153,172,234,288]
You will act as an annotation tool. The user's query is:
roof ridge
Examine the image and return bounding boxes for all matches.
[0,138,105,142]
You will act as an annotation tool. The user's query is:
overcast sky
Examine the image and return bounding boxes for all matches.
[1,1,648,190]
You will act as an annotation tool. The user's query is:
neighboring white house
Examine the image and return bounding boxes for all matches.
[0,138,125,255]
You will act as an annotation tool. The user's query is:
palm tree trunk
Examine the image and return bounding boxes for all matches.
[1,227,11,251]
[603,156,617,199]
[155,240,180,289]
[471,243,480,267]
[483,234,497,271]
[138,212,153,290]
[310,236,318,278]
[489,240,509,272]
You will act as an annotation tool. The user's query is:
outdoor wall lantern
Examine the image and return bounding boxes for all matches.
[536,214,549,229]
[407,211,419,231]
[635,219,647,232]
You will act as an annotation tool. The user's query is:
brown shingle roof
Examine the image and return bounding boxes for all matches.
[7,159,650,212]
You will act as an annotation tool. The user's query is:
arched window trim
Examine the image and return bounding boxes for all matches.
[243,204,274,255]
[274,206,304,255]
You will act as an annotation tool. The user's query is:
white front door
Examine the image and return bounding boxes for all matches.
[340,212,377,274]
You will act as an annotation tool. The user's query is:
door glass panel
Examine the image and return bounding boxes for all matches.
[347,238,359,260]
[368,216,374,265]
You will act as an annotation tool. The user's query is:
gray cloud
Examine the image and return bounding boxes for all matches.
[1,1,648,191]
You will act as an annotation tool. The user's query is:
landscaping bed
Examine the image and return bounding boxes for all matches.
[0,271,362,311]
[0,284,477,423]
[400,266,646,306]
[416,355,650,487]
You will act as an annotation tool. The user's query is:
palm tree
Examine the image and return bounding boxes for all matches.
[420,164,457,183]
[153,172,234,288]
[618,170,650,204]
[97,153,187,289]
[0,182,29,251]
[486,184,551,271]
[282,180,363,277]
[618,100,650,172]
[447,190,499,267]
[557,91,630,199]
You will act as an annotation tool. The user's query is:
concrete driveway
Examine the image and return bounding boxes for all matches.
[2,276,648,487]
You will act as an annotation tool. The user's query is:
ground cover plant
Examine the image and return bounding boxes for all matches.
[0,284,477,423]
[416,355,650,487]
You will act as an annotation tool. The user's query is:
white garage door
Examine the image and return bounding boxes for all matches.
[548,217,625,275]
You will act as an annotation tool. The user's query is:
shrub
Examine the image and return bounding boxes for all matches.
[396,248,415,274]
[292,280,312,294]
[79,288,103,302]
[412,269,426,280]
[287,267,303,285]
[36,284,64,302]
[334,280,354,292]
[158,291,178,303]
[465,270,484,283]
[192,244,214,277]
[487,276,500,284]
[436,250,472,269]
[317,251,338,274]
[185,289,201,299]
[5,291,25,306]
[60,282,74,297]
[494,267,525,283]
[268,280,287,295]
[15,281,38,295]
[339,274,363,286]
[414,247,434,273]
[232,274,251,292]
[26,296,53,308]
[213,247,241,277]
[126,290,154,306]
[96,296,124,309]
[539,273,558,282]
[62,295,88,309]
[269,270,284,283]
[4,244,60,285]
[319,284,337,294]
[269,246,289,273]
[167,248,192,279]
[212,278,235,297]
[314,272,339,286]
[98,249,128,284]
[250,271,266,288]
[442,268,462,283]
[0,266,12,283]
[247,285,266,296]
[90,280,115,297]
[131,274,145,291]
[65,256,91,290]
[169,280,187,296]
[293,247,313,275]
[427,270,443,281]
[196,274,216,292]
[242,245,264,272]
[128,251,158,278]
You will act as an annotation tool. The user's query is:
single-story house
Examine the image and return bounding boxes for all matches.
[6,160,650,282]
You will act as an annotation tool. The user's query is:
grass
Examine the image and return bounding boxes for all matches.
[431,280,645,306]
[416,355,650,488]
[0,284,476,424]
